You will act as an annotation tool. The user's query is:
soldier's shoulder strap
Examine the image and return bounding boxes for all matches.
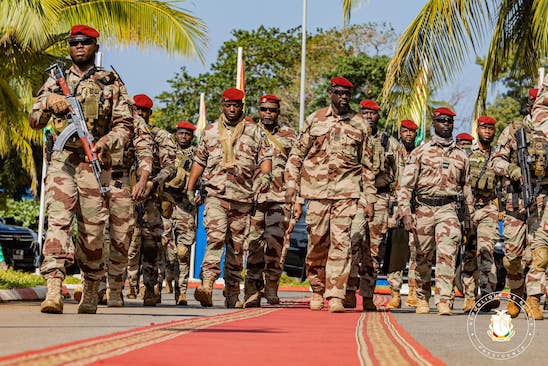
[258,123,286,156]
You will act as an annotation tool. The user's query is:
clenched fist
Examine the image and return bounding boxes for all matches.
[46,94,71,115]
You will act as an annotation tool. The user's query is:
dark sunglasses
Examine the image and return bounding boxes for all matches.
[331,89,351,97]
[434,117,454,124]
[260,107,279,112]
[69,38,95,47]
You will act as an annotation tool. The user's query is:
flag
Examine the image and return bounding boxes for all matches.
[196,92,206,140]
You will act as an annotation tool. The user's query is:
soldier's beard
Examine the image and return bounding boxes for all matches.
[402,140,414,150]
[479,137,493,146]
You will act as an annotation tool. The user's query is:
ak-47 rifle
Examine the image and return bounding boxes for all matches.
[515,127,534,217]
[280,213,297,268]
[47,61,109,196]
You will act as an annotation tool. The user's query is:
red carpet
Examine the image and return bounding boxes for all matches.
[0,297,444,366]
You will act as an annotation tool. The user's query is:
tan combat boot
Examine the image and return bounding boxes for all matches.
[264,279,280,305]
[525,296,544,320]
[77,279,100,314]
[343,290,356,308]
[40,278,64,314]
[309,293,324,310]
[328,298,345,313]
[143,287,157,307]
[126,286,137,300]
[107,287,124,307]
[154,284,162,304]
[194,274,215,307]
[177,293,188,306]
[97,288,107,306]
[415,299,430,314]
[462,297,476,313]
[362,297,377,312]
[405,286,418,307]
[544,301,548,311]
[387,291,401,309]
[224,284,243,309]
[437,302,452,316]
[507,286,524,318]
[243,278,262,308]
[73,287,83,302]
[165,280,173,294]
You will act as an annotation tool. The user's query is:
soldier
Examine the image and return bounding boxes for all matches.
[162,121,198,305]
[285,77,376,313]
[460,116,499,313]
[492,88,545,319]
[455,132,474,153]
[386,119,419,309]
[244,94,297,307]
[127,94,176,306]
[29,25,134,314]
[187,88,272,308]
[398,107,473,315]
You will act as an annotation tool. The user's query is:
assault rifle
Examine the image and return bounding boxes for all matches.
[47,61,109,196]
[515,127,534,216]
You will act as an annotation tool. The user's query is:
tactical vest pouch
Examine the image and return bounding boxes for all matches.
[372,139,385,174]
[528,138,547,178]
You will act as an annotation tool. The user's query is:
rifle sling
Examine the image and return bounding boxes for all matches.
[258,123,287,156]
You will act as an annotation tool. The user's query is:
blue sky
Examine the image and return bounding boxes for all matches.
[101,0,485,132]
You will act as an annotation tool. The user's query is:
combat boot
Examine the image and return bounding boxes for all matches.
[462,297,476,313]
[97,288,107,306]
[154,284,162,304]
[77,279,100,314]
[224,284,243,309]
[309,293,324,310]
[194,274,215,307]
[525,296,544,320]
[507,286,524,318]
[405,286,418,307]
[437,302,452,316]
[328,298,345,313]
[387,291,401,309]
[544,301,548,311]
[126,286,137,300]
[73,287,83,302]
[362,297,377,312]
[415,299,430,314]
[244,278,262,308]
[165,280,173,294]
[343,290,356,308]
[143,287,157,307]
[40,278,64,314]
[177,293,188,306]
[264,279,280,305]
[107,288,124,307]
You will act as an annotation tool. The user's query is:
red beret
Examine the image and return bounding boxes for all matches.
[222,88,245,101]
[477,115,496,125]
[529,88,539,99]
[400,119,418,131]
[176,121,196,131]
[360,99,381,111]
[259,94,281,104]
[330,76,354,88]
[456,132,474,142]
[133,94,153,109]
[70,25,100,38]
[432,107,456,118]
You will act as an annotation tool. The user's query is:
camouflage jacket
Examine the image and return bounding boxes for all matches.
[285,106,376,204]
[257,123,297,203]
[398,135,473,217]
[164,144,196,198]
[194,117,272,203]
[469,143,497,204]
[150,126,177,180]
[111,114,153,176]
[370,131,401,192]
[28,65,133,151]
[532,74,548,139]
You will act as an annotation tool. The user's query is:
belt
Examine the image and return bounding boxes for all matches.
[111,171,127,180]
[417,195,458,207]
[376,186,391,194]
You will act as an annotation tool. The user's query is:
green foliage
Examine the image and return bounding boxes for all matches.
[0,268,45,289]
[0,198,39,228]
[64,275,82,285]
[279,273,309,287]
[485,96,522,139]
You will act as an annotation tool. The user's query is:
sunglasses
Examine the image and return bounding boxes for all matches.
[69,38,95,47]
[331,89,351,97]
[434,117,454,124]
[259,107,279,112]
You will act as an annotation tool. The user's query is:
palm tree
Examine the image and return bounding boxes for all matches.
[342,0,547,124]
[0,0,207,193]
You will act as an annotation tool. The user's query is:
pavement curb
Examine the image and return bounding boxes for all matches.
[0,285,73,302]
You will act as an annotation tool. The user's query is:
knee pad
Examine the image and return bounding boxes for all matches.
[177,244,190,262]
[503,256,523,275]
[532,246,548,271]
[141,238,159,262]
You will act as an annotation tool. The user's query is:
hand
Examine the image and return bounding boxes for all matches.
[186,190,196,206]
[293,203,303,221]
[258,173,272,193]
[46,94,71,114]
[92,139,110,168]
[152,170,169,188]
[364,203,374,222]
[402,215,415,232]
[132,178,147,201]
[508,164,522,182]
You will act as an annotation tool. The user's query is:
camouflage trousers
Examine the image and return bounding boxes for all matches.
[347,205,367,292]
[386,228,414,292]
[40,150,110,281]
[202,196,252,287]
[306,199,358,300]
[162,202,195,294]
[414,203,461,304]
[246,202,291,284]
[525,192,548,297]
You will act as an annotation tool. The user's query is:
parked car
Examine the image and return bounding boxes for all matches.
[0,217,39,271]
[283,207,308,281]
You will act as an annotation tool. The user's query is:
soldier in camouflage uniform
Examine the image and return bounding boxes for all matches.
[126,94,176,306]
[244,94,297,307]
[285,77,376,313]
[492,88,545,319]
[29,25,134,314]
[162,121,197,306]
[455,133,474,154]
[460,116,499,313]
[387,119,419,308]
[398,107,473,315]
[187,88,272,308]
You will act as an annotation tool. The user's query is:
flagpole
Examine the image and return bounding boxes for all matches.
[36,131,48,273]
[236,47,243,90]
[298,0,307,131]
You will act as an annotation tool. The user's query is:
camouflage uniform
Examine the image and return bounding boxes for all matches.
[285,106,376,301]
[398,134,473,307]
[29,65,133,285]
[245,123,296,303]
[194,115,271,305]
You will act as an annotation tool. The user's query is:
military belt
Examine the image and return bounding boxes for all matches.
[376,186,391,194]
[416,195,458,207]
